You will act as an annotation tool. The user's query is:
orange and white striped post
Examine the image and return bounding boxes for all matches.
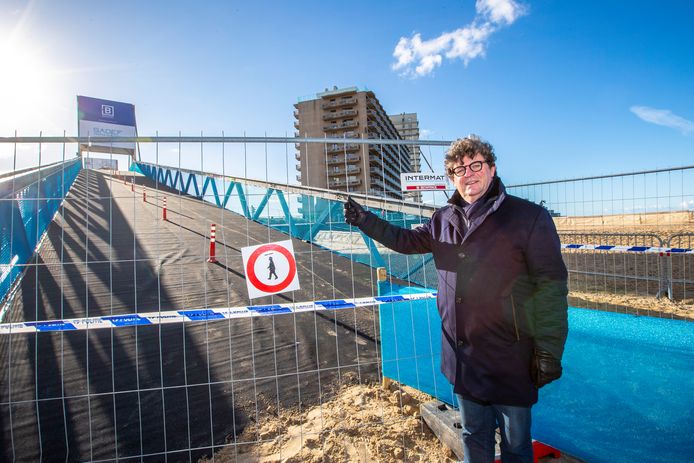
[131,181,134,192]
[207,223,218,263]
[162,196,167,221]
[143,187,147,202]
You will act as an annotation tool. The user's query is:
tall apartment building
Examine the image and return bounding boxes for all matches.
[389,112,422,202]
[388,112,421,173]
[294,86,411,199]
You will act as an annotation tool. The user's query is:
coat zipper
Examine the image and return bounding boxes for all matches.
[511,294,520,341]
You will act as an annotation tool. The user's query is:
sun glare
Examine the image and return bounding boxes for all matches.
[0,38,57,132]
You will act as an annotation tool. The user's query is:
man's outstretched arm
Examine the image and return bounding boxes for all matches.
[344,197,433,255]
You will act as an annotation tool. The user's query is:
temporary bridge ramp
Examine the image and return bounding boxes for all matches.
[0,168,389,462]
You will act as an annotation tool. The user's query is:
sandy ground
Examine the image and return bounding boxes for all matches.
[569,290,693,319]
[200,375,584,463]
[200,375,457,463]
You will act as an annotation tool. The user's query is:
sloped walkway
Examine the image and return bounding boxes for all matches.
[0,169,385,462]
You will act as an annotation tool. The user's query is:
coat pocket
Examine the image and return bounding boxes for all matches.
[501,294,521,341]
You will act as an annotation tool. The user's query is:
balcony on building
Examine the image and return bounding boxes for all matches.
[370,165,400,185]
[365,189,384,198]
[322,109,358,121]
[327,154,361,165]
[328,177,362,188]
[321,97,357,109]
[369,143,406,167]
[327,131,359,139]
[326,143,360,154]
[368,156,402,182]
[328,165,361,176]
[323,120,359,131]
[370,177,385,190]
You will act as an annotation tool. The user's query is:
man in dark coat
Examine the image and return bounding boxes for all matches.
[344,135,568,463]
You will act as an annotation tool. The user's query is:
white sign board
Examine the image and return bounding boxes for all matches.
[78,120,137,150]
[241,240,300,299]
[400,172,448,191]
[84,157,118,170]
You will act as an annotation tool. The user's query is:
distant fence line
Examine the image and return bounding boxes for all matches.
[559,232,693,302]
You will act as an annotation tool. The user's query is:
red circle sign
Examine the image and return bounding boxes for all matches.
[246,243,297,293]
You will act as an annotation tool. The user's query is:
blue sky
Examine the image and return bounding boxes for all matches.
[1,0,693,185]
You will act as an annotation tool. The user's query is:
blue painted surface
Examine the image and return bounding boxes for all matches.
[379,293,694,463]
[0,160,81,305]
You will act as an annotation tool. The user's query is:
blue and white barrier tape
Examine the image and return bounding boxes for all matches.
[561,244,693,254]
[0,291,437,334]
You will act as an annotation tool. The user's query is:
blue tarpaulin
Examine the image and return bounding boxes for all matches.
[379,287,694,463]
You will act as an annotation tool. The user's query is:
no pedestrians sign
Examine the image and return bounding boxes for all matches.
[241,240,300,299]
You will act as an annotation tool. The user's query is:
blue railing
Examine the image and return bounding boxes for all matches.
[133,162,433,284]
[0,159,81,306]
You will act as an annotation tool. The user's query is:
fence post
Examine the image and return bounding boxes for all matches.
[657,251,672,300]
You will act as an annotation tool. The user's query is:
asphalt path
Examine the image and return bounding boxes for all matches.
[0,169,388,462]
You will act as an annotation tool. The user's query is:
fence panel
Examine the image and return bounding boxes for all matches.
[666,233,694,302]
[0,136,691,462]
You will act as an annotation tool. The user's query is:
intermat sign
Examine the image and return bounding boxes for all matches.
[400,172,448,191]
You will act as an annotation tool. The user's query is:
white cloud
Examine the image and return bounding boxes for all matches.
[420,128,434,138]
[476,0,527,25]
[630,106,694,135]
[392,0,527,77]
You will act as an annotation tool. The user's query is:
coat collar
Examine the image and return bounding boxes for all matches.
[444,177,507,240]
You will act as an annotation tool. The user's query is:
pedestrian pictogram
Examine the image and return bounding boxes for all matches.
[267,256,278,280]
[241,240,300,299]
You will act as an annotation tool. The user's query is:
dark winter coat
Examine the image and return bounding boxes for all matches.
[357,178,568,406]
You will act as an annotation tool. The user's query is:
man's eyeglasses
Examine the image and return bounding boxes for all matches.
[449,161,488,177]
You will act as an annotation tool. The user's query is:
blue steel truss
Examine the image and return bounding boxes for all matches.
[133,162,432,286]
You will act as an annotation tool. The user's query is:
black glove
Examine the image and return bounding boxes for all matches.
[531,349,562,388]
[344,197,367,226]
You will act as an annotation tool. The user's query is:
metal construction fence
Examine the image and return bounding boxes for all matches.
[0,136,692,462]
[559,232,693,303]
[1,136,692,316]
[505,166,694,317]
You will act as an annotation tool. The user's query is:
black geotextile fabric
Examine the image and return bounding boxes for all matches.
[0,170,390,462]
